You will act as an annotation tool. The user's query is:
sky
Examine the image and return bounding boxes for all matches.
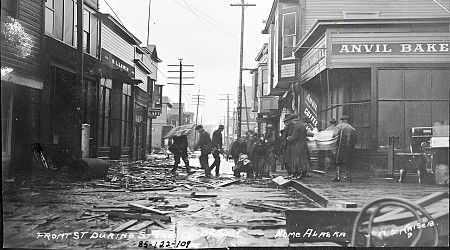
[98,0,273,126]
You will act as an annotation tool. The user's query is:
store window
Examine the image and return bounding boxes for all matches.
[98,78,112,146]
[121,85,131,147]
[378,69,450,149]
[282,12,296,59]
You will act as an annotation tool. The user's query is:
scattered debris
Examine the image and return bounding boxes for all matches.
[127,221,154,231]
[271,176,290,186]
[190,192,218,198]
[107,211,171,222]
[128,203,170,215]
[112,220,138,232]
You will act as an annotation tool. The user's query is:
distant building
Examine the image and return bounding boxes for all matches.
[152,96,173,148]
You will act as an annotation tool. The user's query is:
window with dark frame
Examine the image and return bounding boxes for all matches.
[1,0,18,20]
[98,78,112,146]
[121,84,132,147]
[282,12,296,59]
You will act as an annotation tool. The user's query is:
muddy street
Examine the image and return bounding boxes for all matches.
[3,154,318,249]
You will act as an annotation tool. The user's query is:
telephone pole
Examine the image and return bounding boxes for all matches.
[219,93,233,149]
[192,91,205,140]
[167,59,194,126]
[231,0,256,138]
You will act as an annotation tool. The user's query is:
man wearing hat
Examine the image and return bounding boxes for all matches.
[286,115,311,179]
[280,114,294,175]
[332,115,358,181]
[210,125,225,176]
[264,124,277,172]
[194,125,213,177]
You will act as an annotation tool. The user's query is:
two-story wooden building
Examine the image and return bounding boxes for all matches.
[40,0,102,166]
[262,0,450,164]
[1,0,44,178]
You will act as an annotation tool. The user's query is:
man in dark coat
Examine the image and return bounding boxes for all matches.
[169,134,194,175]
[281,114,294,176]
[229,138,247,165]
[210,125,224,176]
[264,124,277,172]
[250,137,269,178]
[246,131,258,154]
[194,125,212,177]
[332,115,358,181]
[287,115,311,179]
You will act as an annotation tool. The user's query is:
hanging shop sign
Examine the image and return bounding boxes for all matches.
[101,49,135,78]
[332,42,449,55]
[303,92,319,129]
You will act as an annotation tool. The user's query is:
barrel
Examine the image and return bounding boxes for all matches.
[69,158,109,179]
[435,164,449,185]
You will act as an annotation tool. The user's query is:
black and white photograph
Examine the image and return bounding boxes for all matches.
[1,0,449,248]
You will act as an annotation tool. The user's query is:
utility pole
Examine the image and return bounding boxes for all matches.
[146,0,152,46]
[167,59,194,126]
[243,85,250,131]
[219,93,233,149]
[192,91,205,140]
[231,0,256,138]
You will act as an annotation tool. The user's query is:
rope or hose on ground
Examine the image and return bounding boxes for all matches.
[350,197,439,247]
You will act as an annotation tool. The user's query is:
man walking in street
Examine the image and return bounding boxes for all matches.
[287,116,311,179]
[194,125,213,177]
[169,134,194,176]
[264,124,277,172]
[210,125,224,176]
[332,115,358,181]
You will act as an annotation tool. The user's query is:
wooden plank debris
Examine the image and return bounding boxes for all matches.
[112,220,138,232]
[214,180,240,188]
[94,183,122,189]
[190,192,218,198]
[127,221,154,231]
[74,210,86,219]
[130,186,175,192]
[76,213,106,221]
[107,211,171,222]
[93,204,129,209]
[128,203,169,215]
[271,176,290,186]
[152,219,167,229]
[148,196,166,202]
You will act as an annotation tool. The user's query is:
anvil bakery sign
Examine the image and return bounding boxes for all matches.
[332,42,449,55]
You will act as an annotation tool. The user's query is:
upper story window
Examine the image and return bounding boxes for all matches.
[1,0,18,20]
[282,12,296,59]
[45,0,98,57]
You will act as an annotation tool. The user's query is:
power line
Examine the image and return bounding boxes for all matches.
[171,0,238,55]
[179,0,239,39]
[103,0,124,26]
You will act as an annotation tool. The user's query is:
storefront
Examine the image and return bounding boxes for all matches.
[294,18,449,159]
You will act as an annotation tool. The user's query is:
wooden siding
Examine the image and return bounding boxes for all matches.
[305,0,450,34]
[134,67,148,91]
[1,0,43,79]
[300,35,326,82]
[101,24,135,69]
[330,32,450,66]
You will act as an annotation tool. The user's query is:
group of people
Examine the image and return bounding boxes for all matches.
[169,114,358,181]
[170,124,225,178]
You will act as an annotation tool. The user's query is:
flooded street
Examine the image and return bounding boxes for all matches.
[3,154,319,249]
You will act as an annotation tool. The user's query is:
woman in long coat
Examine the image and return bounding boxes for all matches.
[287,116,311,179]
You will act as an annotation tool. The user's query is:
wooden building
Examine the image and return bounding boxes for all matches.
[1,0,44,178]
[261,0,450,165]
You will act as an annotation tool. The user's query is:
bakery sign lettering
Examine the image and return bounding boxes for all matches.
[332,42,449,55]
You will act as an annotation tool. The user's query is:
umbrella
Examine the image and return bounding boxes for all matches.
[163,124,195,139]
